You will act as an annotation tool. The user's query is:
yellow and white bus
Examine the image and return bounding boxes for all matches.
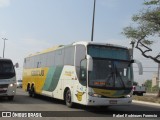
[22,41,142,107]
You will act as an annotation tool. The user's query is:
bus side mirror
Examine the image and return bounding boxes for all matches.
[14,63,19,68]
[87,55,93,71]
[134,59,143,75]
[80,59,87,81]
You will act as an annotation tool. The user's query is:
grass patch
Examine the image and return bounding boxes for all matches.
[133,95,160,104]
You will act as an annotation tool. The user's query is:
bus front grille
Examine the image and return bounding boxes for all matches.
[0,84,8,94]
[0,84,9,88]
[0,90,7,93]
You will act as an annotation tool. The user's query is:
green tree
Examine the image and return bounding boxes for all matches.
[133,81,138,86]
[122,0,160,63]
[144,80,152,92]
[152,85,159,92]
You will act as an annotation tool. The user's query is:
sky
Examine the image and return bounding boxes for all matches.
[0,0,159,85]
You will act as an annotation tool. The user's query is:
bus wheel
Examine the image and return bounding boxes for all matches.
[27,83,30,91]
[65,89,73,107]
[8,96,14,101]
[29,86,36,97]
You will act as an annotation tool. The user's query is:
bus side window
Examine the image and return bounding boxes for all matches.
[80,59,87,81]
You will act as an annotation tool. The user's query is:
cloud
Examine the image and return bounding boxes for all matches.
[0,0,11,8]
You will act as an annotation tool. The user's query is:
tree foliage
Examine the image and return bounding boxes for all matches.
[144,80,152,91]
[152,85,159,92]
[133,81,138,86]
[122,0,160,63]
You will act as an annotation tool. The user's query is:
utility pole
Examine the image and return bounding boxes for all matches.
[158,63,160,97]
[158,63,160,84]
[91,0,96,42]
[130,40,135,59]
[2,38,8,58]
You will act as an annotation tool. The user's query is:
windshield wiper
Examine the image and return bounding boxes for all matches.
[115,65,126,88]
[105,73,113,87]
[105,65,116,87]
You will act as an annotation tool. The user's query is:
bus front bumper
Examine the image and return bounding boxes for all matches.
[87,96,132,106]
[0,84,16,96]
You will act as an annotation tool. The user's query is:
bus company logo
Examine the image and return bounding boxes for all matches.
[31,70,44,76]
[1,112,42,118]
[2,112,11,117]
[75,91,85,101]
[64,71,74,76]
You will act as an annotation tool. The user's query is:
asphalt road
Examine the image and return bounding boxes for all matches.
[0,89,160,120]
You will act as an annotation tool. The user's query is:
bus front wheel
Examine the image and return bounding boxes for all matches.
[65,89,73,108]
[8,96,14,101]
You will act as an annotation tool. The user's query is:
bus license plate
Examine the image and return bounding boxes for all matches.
[109,100,117,104]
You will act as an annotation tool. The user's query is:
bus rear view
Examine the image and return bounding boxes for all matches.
[0,59,17,100]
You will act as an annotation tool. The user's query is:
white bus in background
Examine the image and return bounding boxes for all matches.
[0,58,18,100]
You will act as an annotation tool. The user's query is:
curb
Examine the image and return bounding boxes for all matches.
[132,100,160,107]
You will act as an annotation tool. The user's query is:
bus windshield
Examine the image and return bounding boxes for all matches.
[0,60,15,79]
[88,45,133,90]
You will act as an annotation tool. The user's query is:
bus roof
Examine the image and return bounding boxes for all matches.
[0,58,12,61]
[27,45,64,57]
[26,41,128,58]
[72,41,127,49]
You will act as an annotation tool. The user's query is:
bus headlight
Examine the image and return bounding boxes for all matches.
[88,92,102,97]
[9,83,16,87]
[93,94,102,97]
[125,93,132,98]
[9,84,13,87]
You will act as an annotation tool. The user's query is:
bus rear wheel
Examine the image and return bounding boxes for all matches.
[65,89,73,107]
[29,86,36,97]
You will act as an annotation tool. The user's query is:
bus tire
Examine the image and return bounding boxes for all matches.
[65,89,73,108]
[27,83,30,92]
[29,86,36,97]
[8,96,14,101]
